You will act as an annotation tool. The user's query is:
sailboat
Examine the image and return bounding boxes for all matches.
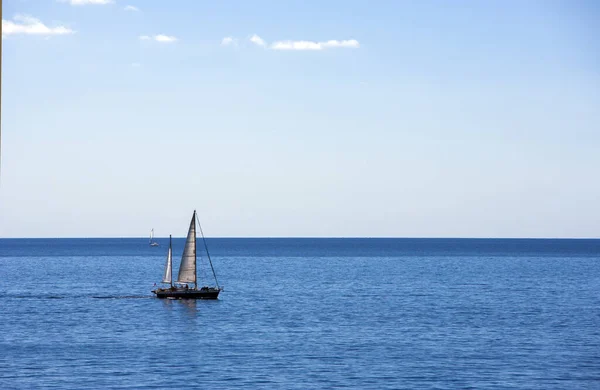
[151,210,223,299]
[150,228,159,246]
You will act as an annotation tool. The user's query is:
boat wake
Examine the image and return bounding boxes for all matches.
[6,294,153,300]
[92,295,153,299]
[9,295,70,299]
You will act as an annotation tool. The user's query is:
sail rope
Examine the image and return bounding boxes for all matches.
[196,213,220,288]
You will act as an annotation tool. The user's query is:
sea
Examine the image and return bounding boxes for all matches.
[1,238,599,389]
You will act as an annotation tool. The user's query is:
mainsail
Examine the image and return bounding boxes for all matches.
[176,212,197,284]
[161,236,172,284]
[150,228,154,243]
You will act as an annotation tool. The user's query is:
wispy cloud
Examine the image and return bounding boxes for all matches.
[221,36,237,46]
[271,39,360,51]
[155,34,177,43]
[139,34,177,43]
[2,14,75,37]
[61,0,114,5]
[131,62,141,68]
[249,34,266,47]
[124,5,139,11]
[245,35,360,50]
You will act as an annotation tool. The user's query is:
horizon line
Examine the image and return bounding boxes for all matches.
[1,236,599,240]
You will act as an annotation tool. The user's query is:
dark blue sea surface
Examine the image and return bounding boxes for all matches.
[1,238,599,389]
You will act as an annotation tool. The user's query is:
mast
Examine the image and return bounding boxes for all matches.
[193,210,198,290]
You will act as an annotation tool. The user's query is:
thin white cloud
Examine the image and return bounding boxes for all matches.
[139,34,177,43]
[155,34,177,43]
[131,62,141,67]
[271,39,360,51]
[124,5,139,11]
[221,36,236,46]
[61,0,114,5]
[2,14,75,37]
[245,35,360,51]
[249,34,266,47]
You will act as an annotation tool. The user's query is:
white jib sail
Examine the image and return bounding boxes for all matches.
[176,213,196,284]
[161,245,172,284]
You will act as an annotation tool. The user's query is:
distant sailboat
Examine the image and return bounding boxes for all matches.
[150,228,159,246]
[152,210,222,299]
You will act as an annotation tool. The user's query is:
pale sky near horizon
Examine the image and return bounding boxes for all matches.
[1,0,599,238]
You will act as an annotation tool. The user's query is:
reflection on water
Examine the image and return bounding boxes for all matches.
[159,297,175,312]
[179,298,198,316]
[158,297,199,317]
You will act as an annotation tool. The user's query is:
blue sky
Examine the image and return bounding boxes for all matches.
[1,0,599,238]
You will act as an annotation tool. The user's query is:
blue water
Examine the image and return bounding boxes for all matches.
[1,238,599,389]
